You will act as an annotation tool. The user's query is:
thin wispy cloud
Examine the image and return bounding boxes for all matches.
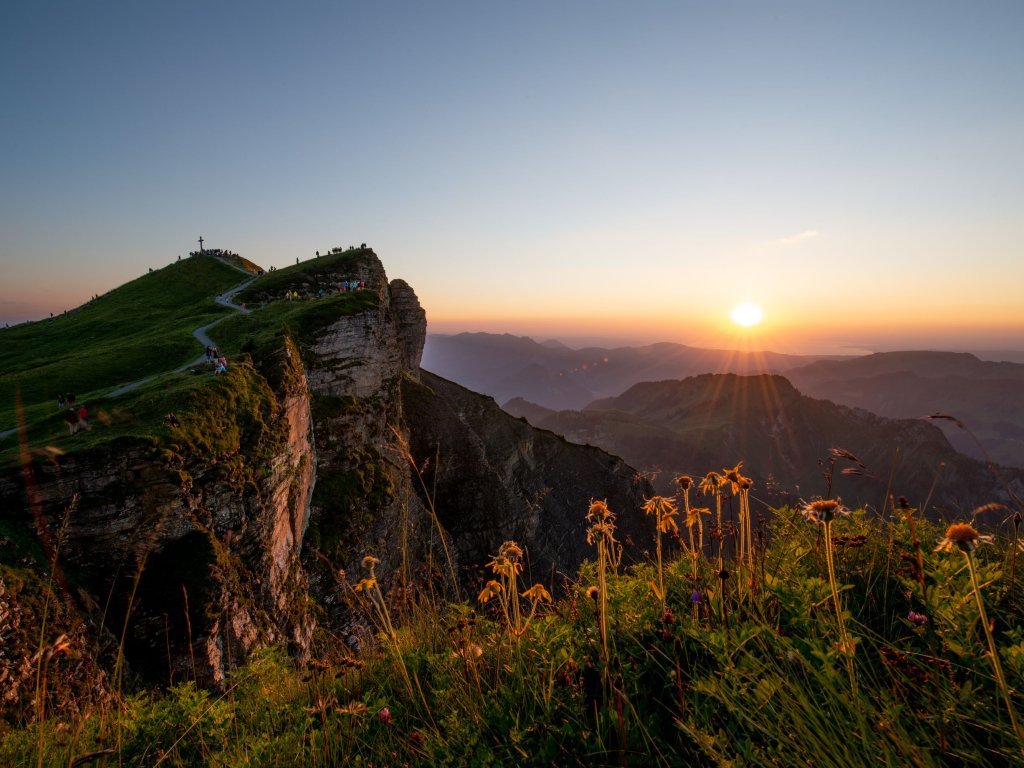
[780,230,819,245]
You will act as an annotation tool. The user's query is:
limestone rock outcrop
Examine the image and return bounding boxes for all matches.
[0,250,651,697]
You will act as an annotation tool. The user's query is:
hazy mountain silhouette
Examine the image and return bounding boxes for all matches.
[786,352,1024,467]
[504,373,1023,516]
[422,332,844,411]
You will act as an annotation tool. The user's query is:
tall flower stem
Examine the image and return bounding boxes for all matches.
[823,520,856,692]
[964,550,1023,745]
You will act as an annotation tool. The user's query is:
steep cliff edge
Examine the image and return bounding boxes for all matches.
[0,249,651,711]
[402,370,651,578]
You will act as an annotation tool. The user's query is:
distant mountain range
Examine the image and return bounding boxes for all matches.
[424,334,1024,471]
[422,332,846,411]
[786,351,1024,467]
[504,374,1024,517]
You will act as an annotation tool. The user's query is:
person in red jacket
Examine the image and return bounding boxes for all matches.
[76,405,90,432]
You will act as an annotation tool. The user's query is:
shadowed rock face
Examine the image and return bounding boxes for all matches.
[0,250,653,695]
[402,370,653,580]
[0,357,317,688]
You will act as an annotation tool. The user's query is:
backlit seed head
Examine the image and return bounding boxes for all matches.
[498,540,524,559]
[935,523,993,554]
[802,499,848,524]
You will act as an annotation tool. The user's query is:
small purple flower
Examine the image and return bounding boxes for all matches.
[690,590,702,604]
[908,611,928,627]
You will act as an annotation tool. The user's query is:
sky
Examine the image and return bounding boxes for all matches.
[2,1,1022,355]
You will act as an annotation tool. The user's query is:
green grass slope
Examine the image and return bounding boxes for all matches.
[0,256,247,428]
[0,251,381,468]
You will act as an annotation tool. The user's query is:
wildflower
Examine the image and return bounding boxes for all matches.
[586,500,618,546]
[801,498,849,524]
[586,585,600,603]
[935,523,993,554]
[699,471,723,496]
[690,590,702,604]
[521,583,553,604]
[361,555,380,571]
[686,506,710,529]
[722,462,744,493]
[907,611,928,627]
[587,499,613,523]
[675,474,693,490]
[477,580,504,603]
[643,496,679,533]
[487,540,524,578]
[378,707,393,726]
[354,577,376,592]
[661,609,675,624]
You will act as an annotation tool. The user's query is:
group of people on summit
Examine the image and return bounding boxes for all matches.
[206,345,229,374]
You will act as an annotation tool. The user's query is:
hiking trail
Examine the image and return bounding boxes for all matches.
[1,258,259,438]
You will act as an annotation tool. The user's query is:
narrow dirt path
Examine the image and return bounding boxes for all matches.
[105,274,256,397]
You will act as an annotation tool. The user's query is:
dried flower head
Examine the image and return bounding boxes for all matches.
[801,499,849,524]
[643,496,679,534]
[361,555,380,571]
[587,499,613,523]
[586,585,600,602]
[586,499,618,546]
[642,496,676,518]
[675,475,694,491]
[935,523,993,554]
[699,472,723,496]
[498,540,524,559]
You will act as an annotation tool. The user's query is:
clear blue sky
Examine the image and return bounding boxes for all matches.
[2,1,1022,353]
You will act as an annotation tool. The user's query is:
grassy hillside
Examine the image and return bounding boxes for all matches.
[0,251,382,469]
[0,256,245,429]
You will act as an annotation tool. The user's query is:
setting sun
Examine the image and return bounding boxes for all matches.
[730,302,764,328]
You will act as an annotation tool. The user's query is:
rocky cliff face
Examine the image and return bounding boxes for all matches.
[0,351,317,689]
[402,370,651,578]
[0,251,650,701]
